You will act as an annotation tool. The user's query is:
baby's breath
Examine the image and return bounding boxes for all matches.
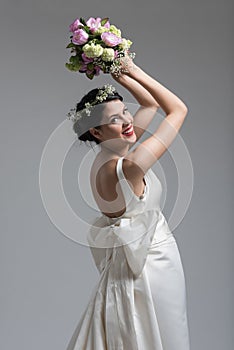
[109,52,136,77]
[66,84,116,123]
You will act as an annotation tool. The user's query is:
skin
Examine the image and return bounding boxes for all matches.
[89,54,188,218]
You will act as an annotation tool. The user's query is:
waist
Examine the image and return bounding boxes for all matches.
[151,211,173,244]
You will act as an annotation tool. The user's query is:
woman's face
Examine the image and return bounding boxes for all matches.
[90,99,137,145]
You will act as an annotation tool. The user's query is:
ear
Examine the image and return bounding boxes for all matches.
[89,127,102,141]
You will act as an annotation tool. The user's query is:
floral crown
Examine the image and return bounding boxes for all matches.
[66,84,117,123]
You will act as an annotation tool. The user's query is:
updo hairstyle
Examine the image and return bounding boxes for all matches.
[73,87,123,145]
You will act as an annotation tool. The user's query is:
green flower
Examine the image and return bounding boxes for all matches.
[95,26,109,35]
[118,38,132,50]
[109,25,121,37]
[101,48,115,62]
[82,42,104,58]
[127,39,132,47]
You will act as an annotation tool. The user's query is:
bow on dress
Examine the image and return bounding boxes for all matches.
[87,208,161,278]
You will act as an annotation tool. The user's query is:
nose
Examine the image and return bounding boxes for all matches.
[122,114,133,125]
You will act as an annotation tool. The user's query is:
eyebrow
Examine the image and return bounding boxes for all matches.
[109,105,127,119]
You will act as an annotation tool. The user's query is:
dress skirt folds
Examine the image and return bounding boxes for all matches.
[65,157,191,350]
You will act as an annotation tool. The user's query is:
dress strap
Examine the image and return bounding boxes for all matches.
[116,157,137,208]
[116,156,147,208]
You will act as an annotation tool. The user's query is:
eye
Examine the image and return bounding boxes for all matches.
[109,108,129,123]
[110,117,120,124]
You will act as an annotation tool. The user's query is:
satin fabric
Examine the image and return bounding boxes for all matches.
[65,157,190,349]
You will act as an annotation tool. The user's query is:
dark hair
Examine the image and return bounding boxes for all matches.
[73,87,123,145]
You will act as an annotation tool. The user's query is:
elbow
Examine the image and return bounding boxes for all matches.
[182,105,188,117]
[182,102,189,113]
[177,103,188,118]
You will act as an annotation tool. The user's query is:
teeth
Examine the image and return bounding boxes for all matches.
[123,126,133,134]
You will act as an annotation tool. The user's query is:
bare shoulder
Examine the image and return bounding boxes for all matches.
[90,157,120,201]
[90,155,147,218]
[97,156,144,186]
[90,157,127,218]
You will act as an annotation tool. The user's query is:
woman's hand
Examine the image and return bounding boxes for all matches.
[111,51,137,81]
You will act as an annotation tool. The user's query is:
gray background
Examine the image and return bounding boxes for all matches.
[1,0,233,349]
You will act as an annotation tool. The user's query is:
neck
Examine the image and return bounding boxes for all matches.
[99,144,130,158]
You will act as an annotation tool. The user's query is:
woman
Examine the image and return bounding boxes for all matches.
[66,55,191,349]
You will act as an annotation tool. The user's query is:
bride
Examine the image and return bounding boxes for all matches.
[65,54,190,349]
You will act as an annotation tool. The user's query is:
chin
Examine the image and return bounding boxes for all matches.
[122,133,137,143]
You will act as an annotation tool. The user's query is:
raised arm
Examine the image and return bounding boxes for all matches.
[111,72,160,141]
[113,55,188,174]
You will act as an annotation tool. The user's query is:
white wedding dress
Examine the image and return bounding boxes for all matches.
[65,156,191,349]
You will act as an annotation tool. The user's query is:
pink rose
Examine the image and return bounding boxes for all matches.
[69,18,82,33]
[86,17,101,33]
[81,53,93,64]
[79,53,101,76]
[79,53,94,72]
[86,17,110,33]
[72,29,89,45]
[94,66,101,76]
[103,21,110,29]
[101,32,122,47]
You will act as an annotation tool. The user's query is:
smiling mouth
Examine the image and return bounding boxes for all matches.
[122,125,134,135]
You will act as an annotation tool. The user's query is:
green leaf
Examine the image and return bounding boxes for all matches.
[87,63,94,70]
[74,45,83,52]
[83,25,91,32]
[79,17,87,26]
[90,38,103,45]
[69,56,79,64]
[65,63,79,72]
[69,56,82,69]
[66,42,75,49]
[76,62,83,70]
[101,17,109,26]
[86,72,94,79]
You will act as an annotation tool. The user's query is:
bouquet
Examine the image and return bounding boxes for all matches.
[65,17,135,80]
